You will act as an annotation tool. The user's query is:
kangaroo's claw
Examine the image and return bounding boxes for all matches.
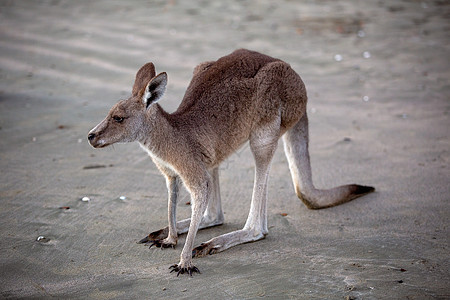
[148,239,176,249]
[192,242,219,257]
[138,236,151,244]
[169,264,201,276]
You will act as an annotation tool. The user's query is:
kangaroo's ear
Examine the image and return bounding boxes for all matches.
[132,62,156,97]
[142,72,167,108]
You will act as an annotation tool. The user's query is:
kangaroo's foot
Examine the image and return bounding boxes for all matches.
[138,216,224,245]
[138,228,178,249]
[148,238,177,249]
[192,229,265,258]
[169,263,201,277]
[192,242,220,257]
[138,227,169,244]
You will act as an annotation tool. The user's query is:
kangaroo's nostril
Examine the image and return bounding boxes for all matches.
[88,133,96,141]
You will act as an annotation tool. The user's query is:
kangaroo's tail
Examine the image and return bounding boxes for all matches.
[282,113,374,209]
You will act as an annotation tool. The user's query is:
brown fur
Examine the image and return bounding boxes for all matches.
[88,49,374,275]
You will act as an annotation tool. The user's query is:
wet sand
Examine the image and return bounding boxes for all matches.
[0,0,449,299]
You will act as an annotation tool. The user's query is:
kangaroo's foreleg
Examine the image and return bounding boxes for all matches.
[173,167,225,233]
[139,174,180,248]
[139,167,224,246]
[192,123,279,257]
[170,171,211,276]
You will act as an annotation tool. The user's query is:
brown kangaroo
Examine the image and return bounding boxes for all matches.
[88,49,374,276]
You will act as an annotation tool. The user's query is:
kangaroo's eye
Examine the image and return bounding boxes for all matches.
[113,116,124,123]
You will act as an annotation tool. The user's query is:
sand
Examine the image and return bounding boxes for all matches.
[0,0,449,299]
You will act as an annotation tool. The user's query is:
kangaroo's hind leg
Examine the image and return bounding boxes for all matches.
[192,119,280,257]
[283,113,374,209]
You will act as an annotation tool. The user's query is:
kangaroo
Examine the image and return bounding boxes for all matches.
[88,49,374,276]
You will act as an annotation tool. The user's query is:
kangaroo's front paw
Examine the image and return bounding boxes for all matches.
[138,227,169,244]
[192,242,220,257]
[169,263,201,276]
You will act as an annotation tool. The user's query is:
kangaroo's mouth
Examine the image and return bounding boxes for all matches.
[87,132,110,148]
[91,142,107,148]
[90,140,110,148]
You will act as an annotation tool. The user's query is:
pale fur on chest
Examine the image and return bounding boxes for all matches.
[139,142,178,176]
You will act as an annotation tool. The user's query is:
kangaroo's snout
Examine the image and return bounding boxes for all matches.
[87,130,101,148]
[87,127,105,148]
[88,117,110,148]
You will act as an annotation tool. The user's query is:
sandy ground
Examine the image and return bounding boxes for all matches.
[0,0,449,299]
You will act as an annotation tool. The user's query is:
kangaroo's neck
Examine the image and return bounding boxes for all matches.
[139,104,178,161]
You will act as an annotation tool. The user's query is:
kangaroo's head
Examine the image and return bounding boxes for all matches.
[88,63,167,148]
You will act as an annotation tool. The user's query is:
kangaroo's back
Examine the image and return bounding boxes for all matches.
[174,49,280,116]
[168,49,306,164]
